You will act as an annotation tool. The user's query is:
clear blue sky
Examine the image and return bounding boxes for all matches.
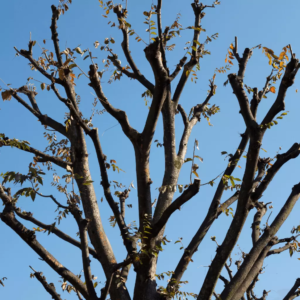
[1,0,300,299]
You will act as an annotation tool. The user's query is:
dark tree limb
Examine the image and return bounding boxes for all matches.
[70,204,98,300]
[0,137,71,169]
[228,73,257,131]
[251,143,300,205]
[88,128,136,256]
[224,259,233,281]
[283,278,300,300]
[177,78,216,159]
[151,179,200,237]
[220,183,300,300]
[14,208,99,260]
[173,2,206,107]
[198,131,263,299]
[113,5,154,93]
[108,53,137,79]
[11,90,67,137]
[217,192,240,217]
[166,131,250,295]
[228,239,275,300]
[89,64,139,143]
[198,48,300,300]
[251,202,268,245]
[99,257,132,300]
[169,56,188,81]
[14,46,62,84]
[50,5,63,67]
[29,266,62,300]
[34,191,68,209]
[100,272,115,300]
[53,71,136,259]
[267,234,300,257]
[0,188,89,299]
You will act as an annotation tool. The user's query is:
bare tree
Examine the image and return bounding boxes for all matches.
[1,1,300,300]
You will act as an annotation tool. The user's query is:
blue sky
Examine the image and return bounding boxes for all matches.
[1,0,300,299]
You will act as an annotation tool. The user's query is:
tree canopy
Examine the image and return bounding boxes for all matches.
[1,1,300,300]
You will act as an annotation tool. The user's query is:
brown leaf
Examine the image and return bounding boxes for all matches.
[1,90,12,101]
[58,69,65,80]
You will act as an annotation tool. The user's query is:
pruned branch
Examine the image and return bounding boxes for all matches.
[50,5,63,67]
[29,266,62,300]
[232,37,253,79]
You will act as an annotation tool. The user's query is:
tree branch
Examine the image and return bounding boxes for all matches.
[262,53,300,126]
[14,207,98,259]
[34,191,68,209]
[177,78,216,159]
[11,89,67,137]
[156,0,167,71]
[0,202,89,299]
[198,130,263,299]
[232,37,253,79]
[0,136,71,169]
[220,183,300,300]
[283,278,300,300]
[88,64,139,143]
[14,46,62,84]
[172,2,206,107]
[167,131,250,295]
[151,179,200,237]
[29,266,62,300]
[228,73,257,131]
[69,204,98,300]
[88,128,136,256]
[169,56,187,81]
[113,4,154,93]
[108,53,137,79]
[251,143,300,204]
[251,202,268,245]
[50,5,63,67]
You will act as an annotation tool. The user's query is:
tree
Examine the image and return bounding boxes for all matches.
[1,0,300,299]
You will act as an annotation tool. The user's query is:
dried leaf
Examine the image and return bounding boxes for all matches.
[1,90,12,101]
